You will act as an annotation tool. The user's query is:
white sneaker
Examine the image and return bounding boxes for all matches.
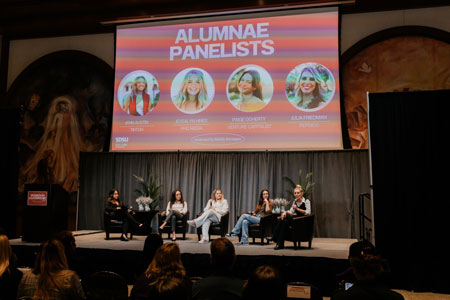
[198,239,209,244]
[187,220,196,227]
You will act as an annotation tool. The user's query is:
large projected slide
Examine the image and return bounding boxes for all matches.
[112,8,342,151]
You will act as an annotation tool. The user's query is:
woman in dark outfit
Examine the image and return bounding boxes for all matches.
[271,184,311,250]
[105,189,142,241]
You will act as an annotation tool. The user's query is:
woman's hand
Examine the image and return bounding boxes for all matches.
[281,211,287,220]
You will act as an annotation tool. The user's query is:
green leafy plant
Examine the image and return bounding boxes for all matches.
[133,174,162,210]
[282,169,315,199]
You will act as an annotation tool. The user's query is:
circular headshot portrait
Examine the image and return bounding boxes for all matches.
[117,70,160,116]
[227,65,273,113]
[171,68,215,114]
[285,62,335,112]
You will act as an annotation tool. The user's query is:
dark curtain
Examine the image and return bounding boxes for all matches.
[0,108,19,236]
[78,150,370,238]
[368,90,450,293]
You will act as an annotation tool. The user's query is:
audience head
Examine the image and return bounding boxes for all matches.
[143,233,163,265]
[152,276,190,300]
[34,239,71,300]
[0,234,12,276]
[348,240,384,280]
[52,230,76,259]
[243,265,285,300]
[145,242,185,279]
[210,237,235,273]
[37,239,69,273]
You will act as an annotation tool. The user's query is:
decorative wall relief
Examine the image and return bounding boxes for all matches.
[6,50,113,193]
[342,27,450,149]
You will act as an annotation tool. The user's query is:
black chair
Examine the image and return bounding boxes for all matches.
[103,211,134,240]
[158,210,189,240]
[286,281,323,299]
[285,214,315,249]
[83,271,129,300]
[196,211,229,241]
[237,213,275,245]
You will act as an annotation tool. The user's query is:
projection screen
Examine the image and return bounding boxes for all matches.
[112,7,342,151]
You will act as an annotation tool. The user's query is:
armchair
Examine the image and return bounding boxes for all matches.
[158,210,189,240]
[103,211,134,240]
[196,211,229,241]
[237,213,275,245]
[285,214,314,249]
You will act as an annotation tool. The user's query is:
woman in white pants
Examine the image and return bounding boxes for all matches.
[188,188,229,243]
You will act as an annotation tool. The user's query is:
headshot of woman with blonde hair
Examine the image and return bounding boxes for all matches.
[293,65,327,110]
[174,69,209,113]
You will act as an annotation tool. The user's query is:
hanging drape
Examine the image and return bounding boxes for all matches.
[78,150,370,238]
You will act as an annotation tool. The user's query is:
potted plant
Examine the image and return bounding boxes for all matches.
[133,173,162,211]
[283,169,315,199]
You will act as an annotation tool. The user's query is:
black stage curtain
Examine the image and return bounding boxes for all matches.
[78,150,370,239]
[0,108,19,236]
[368,90,450,293]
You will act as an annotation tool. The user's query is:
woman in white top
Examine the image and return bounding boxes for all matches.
[160,189,188,241]
[187,188,229,244]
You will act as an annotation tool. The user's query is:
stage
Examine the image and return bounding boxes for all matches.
[10,231,355,296]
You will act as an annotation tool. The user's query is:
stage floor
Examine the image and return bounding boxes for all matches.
[10,230,356,260]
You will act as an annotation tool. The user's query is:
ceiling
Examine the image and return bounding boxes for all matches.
[0,0,448,39]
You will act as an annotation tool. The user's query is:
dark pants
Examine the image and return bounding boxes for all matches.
[272,213,294,247]
[164,211,184,232]
[113,209,139,234]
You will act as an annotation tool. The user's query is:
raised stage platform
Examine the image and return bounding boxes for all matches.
[10,231,356,297]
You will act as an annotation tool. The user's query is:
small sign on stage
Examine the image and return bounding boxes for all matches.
[27,191,48,206]
[287,285,311,299]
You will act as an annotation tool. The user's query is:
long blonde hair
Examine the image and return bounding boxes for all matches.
[176,69,208,110]
[145,242,186,291]
[34,239,73,300]
[0,234,12,277]
[211,188,224,203]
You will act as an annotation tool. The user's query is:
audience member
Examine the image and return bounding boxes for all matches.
[83,270,128,300]
[135,233,163,277]
[330,240,404,300]
[242,265,285,300]
[0,233,23,300]
[17,239,85,300]
[192,237,245,300]
[130,242,192,300]
[52,230,81,273]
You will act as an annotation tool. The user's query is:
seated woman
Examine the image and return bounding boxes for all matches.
[271,184,311,250]
[130,242,192,300]
[227,189,273,245]
[159,189,188,241]
[187,188,229,244]
[105,189,142,241]
[17,239,85,300]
